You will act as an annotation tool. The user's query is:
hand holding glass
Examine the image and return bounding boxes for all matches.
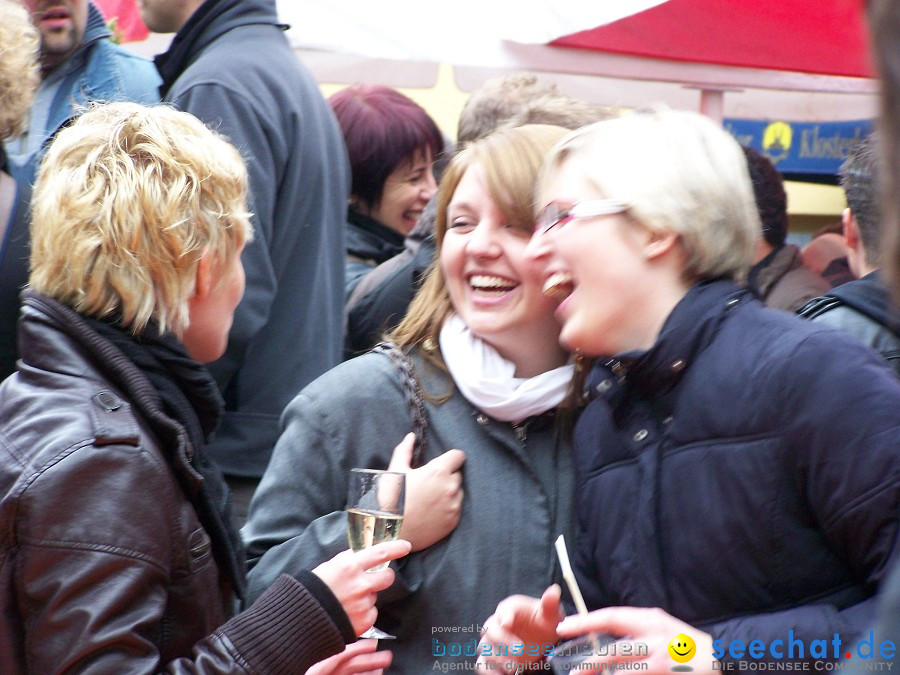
[347,468,406,639]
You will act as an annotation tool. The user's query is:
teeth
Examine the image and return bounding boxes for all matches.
[543,272,574,298]
[470,274,516,291]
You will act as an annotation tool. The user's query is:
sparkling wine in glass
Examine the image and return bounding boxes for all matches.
[347,468,405,639]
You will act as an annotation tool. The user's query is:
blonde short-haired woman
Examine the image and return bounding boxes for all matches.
[0,102,410,672]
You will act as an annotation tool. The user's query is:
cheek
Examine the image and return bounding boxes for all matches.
[439,241,467,299]
[380,184,407,212]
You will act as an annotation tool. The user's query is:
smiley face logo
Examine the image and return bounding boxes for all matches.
[668,633,696,663]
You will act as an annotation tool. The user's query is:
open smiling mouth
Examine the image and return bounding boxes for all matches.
[469,274,517,296]
[542,272,574,299]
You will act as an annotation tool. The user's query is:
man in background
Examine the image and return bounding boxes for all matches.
[743,145,831,311]
[140,0,350,520]
[798,135,899,374]
[6,0,159,182]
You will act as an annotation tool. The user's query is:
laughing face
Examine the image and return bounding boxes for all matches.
[23,0,88,72]
[441,163,566,375]
[527,158,654,358]
[363,147,437,235]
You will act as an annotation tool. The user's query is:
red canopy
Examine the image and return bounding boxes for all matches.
[551,0,872,79]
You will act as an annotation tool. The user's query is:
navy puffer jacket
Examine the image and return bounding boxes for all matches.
[573,279,900,663]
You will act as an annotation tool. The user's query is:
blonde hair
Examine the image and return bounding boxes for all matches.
[30,102,253,335]
[0,0,40,140]
[390,124,569,350]
[541,109,760,283]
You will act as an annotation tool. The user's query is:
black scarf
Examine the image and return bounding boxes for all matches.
[85,317,247,599]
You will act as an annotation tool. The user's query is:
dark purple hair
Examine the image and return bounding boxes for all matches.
[329,84,444,209]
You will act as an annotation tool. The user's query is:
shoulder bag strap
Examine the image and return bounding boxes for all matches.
[372,341,427,467]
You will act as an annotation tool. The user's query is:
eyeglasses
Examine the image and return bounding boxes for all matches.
[534,199,629,236]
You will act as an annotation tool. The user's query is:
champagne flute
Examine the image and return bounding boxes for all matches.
[347,468,405,639]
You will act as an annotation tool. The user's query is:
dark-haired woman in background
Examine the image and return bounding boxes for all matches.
[329,83,444,301]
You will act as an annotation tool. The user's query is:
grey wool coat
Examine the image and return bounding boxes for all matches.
[242,347,576,673]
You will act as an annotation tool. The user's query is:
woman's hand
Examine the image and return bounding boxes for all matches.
[388,432,466,552]
[476,585,562,672]
[312,540,411,636]
[306,639,392,675]
[556,606,717,675]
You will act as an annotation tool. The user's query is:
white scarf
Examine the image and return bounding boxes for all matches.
[439,314,574,423]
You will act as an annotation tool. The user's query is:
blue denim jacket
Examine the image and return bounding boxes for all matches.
[6,2,160,183]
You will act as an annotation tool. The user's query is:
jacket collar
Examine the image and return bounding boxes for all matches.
[347,210,406,260]
[748,243,802,299]
[154,0,281,97]
[587,279,751,405]
[84,2,112,45]
[828,271,900,335]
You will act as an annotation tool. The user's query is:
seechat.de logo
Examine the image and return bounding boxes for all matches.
[670,633,697,671]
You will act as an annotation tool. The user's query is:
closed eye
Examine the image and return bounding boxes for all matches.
[448,218,475,232]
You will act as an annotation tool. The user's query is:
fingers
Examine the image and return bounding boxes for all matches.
[429,448,466,473]
[353,539,411,572]
[557,606,669,639]
[387,432,416,472]
[341,644,392,674]
[307,640,392,675]
[493,594,544,629]
[478,621,527,663]
[538,584,563,621]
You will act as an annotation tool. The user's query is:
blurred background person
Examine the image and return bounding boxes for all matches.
[0,102,410,672]
[329,83,443,301]
[0,0,40,381]
[742,145,831,311]
[141,0,350,524]
[243,125,577,673]
[799,134,900,374]
[800,226,856,288]
[479,110,900,674]
[5,0,159,183]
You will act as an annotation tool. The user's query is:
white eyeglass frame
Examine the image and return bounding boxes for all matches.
[535,199,629,235]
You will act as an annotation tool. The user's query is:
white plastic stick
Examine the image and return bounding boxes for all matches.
[554,534,589,616]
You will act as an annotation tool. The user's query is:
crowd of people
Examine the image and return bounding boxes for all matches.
[0,0,899,673]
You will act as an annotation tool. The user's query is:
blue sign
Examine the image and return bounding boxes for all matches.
[724,118,873,175]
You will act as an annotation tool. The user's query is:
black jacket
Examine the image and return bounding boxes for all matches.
[798,271,900,374]
[344,210,405,301]
[573,280,900,666]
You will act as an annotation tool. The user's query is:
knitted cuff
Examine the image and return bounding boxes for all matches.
[222,573,347,673]
[294,568,357,644]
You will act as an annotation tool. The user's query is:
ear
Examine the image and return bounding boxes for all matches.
[642,229,681,261]
[192,252,213,300]
[843,208,860,251]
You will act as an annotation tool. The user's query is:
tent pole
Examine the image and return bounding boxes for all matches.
[699,88,725,124]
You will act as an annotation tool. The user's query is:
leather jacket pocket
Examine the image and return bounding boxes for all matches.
[187,527,213,573]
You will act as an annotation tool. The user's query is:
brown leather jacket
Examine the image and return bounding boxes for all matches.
[0,293,354,673]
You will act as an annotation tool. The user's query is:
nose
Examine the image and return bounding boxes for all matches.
[525,229,552,262]
[420,170,437,202]
[465,221,501,258]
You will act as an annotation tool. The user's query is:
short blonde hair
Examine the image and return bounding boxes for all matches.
[0,0,40,140]
[541,109,760,282]
[390,124,569,350]
[30,102,253,335]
